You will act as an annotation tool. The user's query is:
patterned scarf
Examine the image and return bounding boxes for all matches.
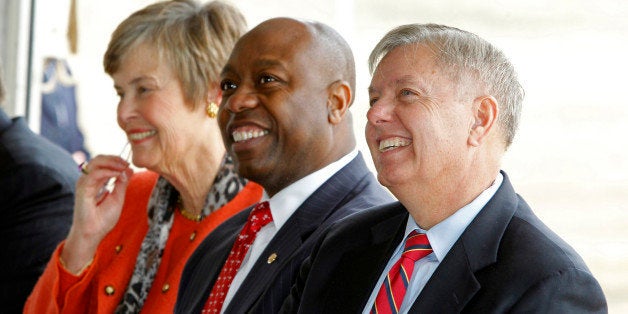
[115,156,247,313]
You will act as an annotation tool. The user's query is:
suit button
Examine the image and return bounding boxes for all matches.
[115,245,123,253]
[162,283,170,293]
[105,285,115,296]
[190,231,196,241]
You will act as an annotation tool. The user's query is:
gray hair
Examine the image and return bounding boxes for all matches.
[368,23,524,148]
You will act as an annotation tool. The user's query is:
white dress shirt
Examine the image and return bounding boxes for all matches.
[221,149,359,312]
[362,172,503,314]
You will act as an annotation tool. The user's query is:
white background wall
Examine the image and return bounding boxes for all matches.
[28,0,628,311]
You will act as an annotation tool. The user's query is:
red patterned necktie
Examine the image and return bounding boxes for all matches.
[371,230,432,314]
[202,201,273,313]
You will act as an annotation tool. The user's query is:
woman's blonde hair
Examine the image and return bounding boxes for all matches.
[104,0,246,108]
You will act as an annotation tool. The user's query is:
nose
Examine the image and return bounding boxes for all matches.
[223,88,258,114]
[116,96,136,129]
[366,97,394,125]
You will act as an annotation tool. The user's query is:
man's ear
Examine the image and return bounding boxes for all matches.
[327,80,352,124]
[468,95,498,147]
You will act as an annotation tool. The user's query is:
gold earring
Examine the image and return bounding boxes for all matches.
[207,102,218,118]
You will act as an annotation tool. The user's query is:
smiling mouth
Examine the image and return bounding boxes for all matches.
[232,129,269,142]
[379,137,411,152]
[128,130,157,141]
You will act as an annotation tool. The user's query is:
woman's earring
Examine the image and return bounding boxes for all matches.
[207,102,218,118]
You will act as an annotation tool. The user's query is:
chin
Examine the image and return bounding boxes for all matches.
[131,156,152,171]
[237,161,266,183]
[376,166,408,189]
[375,170,393,187]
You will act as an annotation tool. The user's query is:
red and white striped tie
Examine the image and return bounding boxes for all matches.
[371,230,432,314]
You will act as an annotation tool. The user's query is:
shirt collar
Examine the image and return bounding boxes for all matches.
[406,172,504,262]
[264,149,359,230]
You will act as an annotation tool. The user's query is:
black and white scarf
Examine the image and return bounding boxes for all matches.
[115,156,247,313]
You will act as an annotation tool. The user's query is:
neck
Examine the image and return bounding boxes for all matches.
[263,144,354,197]
[164,151,225,215]
[398,155,500,230]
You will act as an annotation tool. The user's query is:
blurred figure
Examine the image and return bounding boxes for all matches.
[283,23,607,313]
[40,57,90,164]
[24,1,262,313]
[176,18,393,314]
[0,67,78,313]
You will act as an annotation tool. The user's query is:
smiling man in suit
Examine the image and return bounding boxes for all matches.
[175,17,393,314]
[282,23,607,313]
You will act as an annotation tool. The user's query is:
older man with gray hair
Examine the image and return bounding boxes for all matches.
[282,23,607,313]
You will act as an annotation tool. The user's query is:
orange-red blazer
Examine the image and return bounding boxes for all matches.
[24,170,263,313]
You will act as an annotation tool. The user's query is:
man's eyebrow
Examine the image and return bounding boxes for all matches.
[396,75,431,95]
[367,75,430,95]
[254,58,286,69]
[221,64,236,77]
[395,75,419,86]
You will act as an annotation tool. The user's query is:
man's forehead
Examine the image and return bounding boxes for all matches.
[223,43,301,72]
[223,30,313,73]
[245,18,312,46]
[369,46,441,91]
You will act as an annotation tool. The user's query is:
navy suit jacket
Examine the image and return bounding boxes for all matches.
[0,110,78,313]
[283,171,607,313]
[176,153,394,314]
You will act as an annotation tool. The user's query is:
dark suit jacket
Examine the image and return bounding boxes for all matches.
[176,153,394,314]
[0,110,79,313]
[283,171,607,313]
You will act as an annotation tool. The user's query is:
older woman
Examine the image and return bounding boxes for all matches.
[24,1,262,313]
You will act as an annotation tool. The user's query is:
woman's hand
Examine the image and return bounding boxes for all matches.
[60,155,133,274]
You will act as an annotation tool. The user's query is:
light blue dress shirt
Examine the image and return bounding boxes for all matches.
[363,173,503,313]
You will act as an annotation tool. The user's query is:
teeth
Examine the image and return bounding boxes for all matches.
[232,130,269,142]
[379,137,410,152]
[128,130,157,141]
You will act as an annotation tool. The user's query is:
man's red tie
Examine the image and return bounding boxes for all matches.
[371,230,432,314]
[202,201,273,313]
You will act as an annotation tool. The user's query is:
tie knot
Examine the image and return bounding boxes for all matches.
[248,201,273,233]
[402,230,432,262]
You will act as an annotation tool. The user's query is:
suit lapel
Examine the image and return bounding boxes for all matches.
[323,204,409,312]
[409,171,519,312]
[226,154,376,313]
[178,206,253,313]
[409,241,481,312]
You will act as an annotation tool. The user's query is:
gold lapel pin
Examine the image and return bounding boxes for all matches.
[267,252,278,264]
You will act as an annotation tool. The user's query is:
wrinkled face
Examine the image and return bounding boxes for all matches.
[218,24,332,195]
[366,44,475,190]
[113,43,206,172]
